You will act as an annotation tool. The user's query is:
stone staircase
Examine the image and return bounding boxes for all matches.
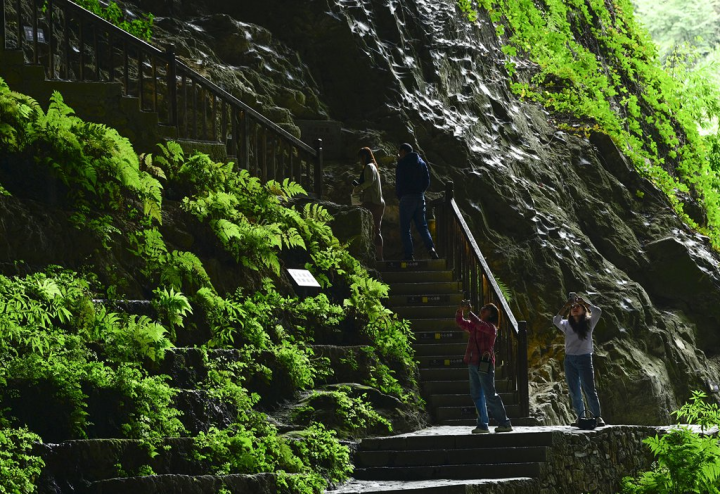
[378,259,533,428]
[0,47,226,159]
[327,258,545,493]
[353,427,552,482]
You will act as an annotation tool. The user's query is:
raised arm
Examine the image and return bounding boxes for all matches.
[553,299,573,330]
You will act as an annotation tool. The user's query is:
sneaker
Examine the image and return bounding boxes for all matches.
[471,426,490,434]
[596,417,606,427]
[429,249,440,260]
[494,424,513,433]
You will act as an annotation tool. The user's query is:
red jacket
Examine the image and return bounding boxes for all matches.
[455,309,497,365]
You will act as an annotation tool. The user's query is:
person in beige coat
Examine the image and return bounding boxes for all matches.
[352,147,385,261]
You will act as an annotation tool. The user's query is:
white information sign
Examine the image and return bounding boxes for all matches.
[287,269,321,288]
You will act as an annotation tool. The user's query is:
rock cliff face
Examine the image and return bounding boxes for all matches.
[129,0,720,425]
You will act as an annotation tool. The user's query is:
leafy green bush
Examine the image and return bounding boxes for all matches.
[0,427,44,494]
[458,0,720,248]
[623,390,720,493]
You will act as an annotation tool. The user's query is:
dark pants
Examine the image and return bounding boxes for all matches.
[564,353,602,418]
[399,194,435,259]
[469,364,510,427]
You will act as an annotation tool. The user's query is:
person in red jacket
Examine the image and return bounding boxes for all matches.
[456,302,513,433]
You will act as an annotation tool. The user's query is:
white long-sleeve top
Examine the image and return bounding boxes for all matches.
[553,303,602,355]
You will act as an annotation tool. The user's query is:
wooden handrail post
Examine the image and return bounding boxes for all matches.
[165,44,177,126]
[518,320,529,417]
[314,138,323,198]
[1,0,6,49]
[445,180,454,202]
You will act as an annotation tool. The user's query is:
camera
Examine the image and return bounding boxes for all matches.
[352,179,360,187]
[460,299,471,308]
[567,291,578,302]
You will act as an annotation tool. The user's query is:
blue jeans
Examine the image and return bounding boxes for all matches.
[399,194,435,259]
[469,364,511,427]
[468,365,488,428]
[564,353,602,418]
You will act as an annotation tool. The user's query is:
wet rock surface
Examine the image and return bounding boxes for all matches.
[5,0,720,428]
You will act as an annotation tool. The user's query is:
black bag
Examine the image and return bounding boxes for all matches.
[578,415,597,430]
[478,352,492,374]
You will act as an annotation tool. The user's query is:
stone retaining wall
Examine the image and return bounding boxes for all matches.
[539,426,659,494]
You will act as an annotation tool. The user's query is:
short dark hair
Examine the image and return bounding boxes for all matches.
[399,143,413,154]
[483,303,499,324]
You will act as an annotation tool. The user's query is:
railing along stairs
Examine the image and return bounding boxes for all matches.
[434,181,529,417]
[0,0,324,197]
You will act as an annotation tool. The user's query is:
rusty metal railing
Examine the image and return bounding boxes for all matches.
[434,181,529,416]
[1,0,323,196]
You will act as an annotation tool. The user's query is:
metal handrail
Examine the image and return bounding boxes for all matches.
[1,0,323,197]
[434,181,529,416]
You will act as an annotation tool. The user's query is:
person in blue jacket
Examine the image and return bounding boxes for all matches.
[395,143,439,261]
[553,293,606,427]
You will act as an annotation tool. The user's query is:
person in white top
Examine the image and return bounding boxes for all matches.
[553,292,605,427]
[352,147,385,261]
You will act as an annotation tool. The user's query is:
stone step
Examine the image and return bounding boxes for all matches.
[388,292,464,307]
[378,259,448,271]
[419,369,513,387]
[353,462,542,481]
[427,393,518,408]
[416,354,468,368]
[359,429,554,451]
[326,478,539,494]
[409,319,459,333]
[437,417,540,427]
[394,305,456,319]
[387,281,461,295]
[422,380,472,395]
[356,446,548,468]
[87,473,278,494]
[412,342,467,356]
[381,271,454,284]
[434,404,522,421]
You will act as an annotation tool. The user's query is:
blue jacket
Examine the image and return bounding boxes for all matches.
[395,152,430,199]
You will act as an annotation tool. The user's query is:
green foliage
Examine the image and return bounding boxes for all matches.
[0,427,44,494]
[292,387,392,437]
[0,79,163,243]
[152,286,192,341]
[457,0,720,249]
[623,390,720,493]
[69,0,154,41]
[0,270,185,445]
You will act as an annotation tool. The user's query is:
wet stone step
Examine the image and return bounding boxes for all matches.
[427,392,518,408]
[434,404,522,421]
[387,281,462,295]
[358,428,554,451]
[327,478,540,494]
[437,417,542,427]
[412,342,467,356]
[381,271,454,284]
[388,293,464,307]
[416,355,466,368]
[88,472,277,494]
[354,462,543,481]
[411,322,464,334]
[356,446,548,468]
[394,305,456,319]
[377,259,448,272]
